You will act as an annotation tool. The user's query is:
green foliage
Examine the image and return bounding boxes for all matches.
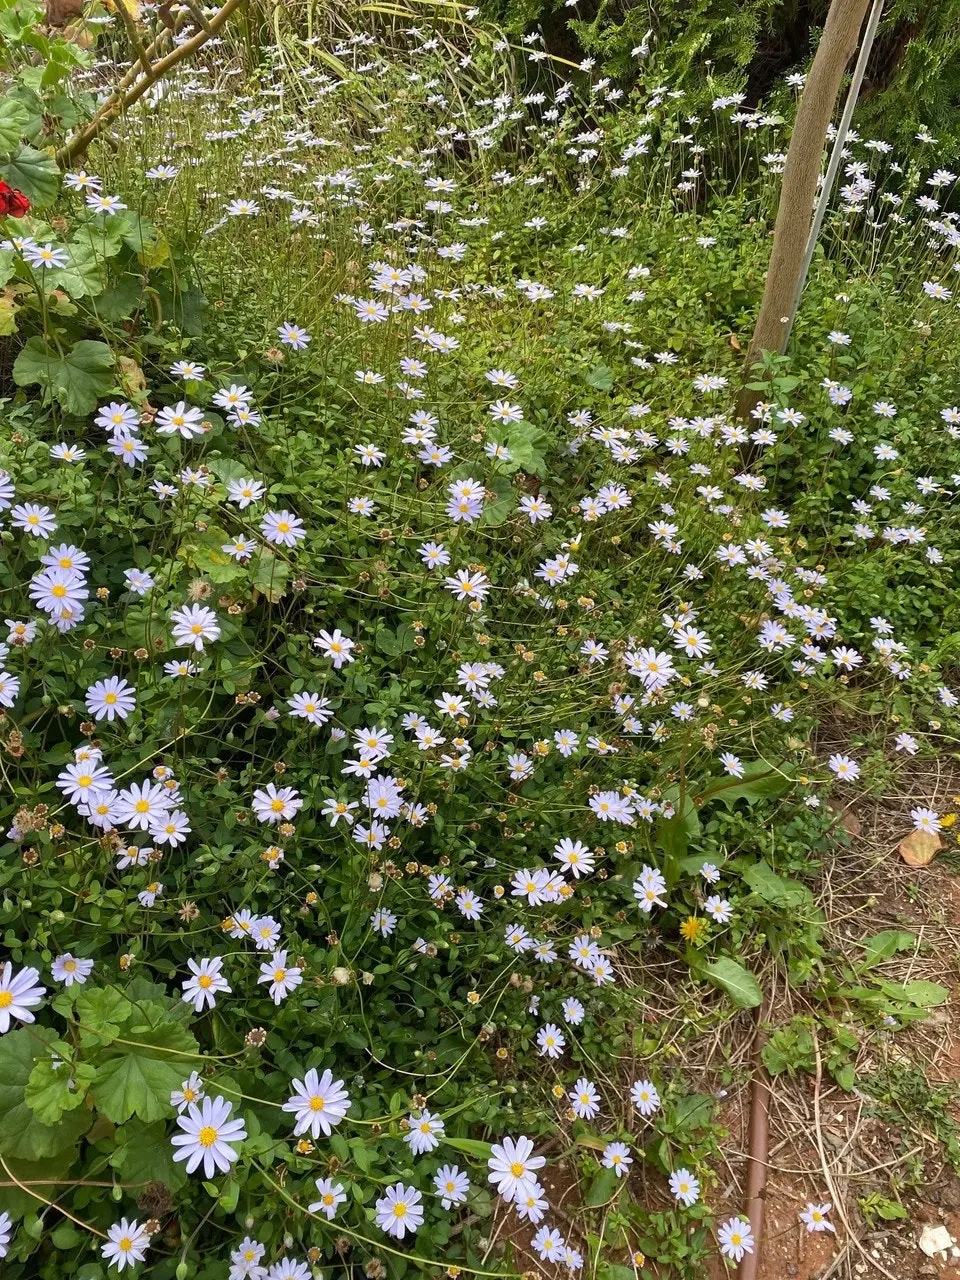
[0,2,955,1278]
[13,337,114,414]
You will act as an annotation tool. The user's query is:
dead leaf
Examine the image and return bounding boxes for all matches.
[729,333,742,351]
[117,356,147,398]
[898,828,941,867]
[826,798,861,836]
[839,809,861,836]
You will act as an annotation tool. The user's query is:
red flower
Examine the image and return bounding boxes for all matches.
[0,180,30,218]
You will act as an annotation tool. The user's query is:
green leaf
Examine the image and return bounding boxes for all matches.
[118,212,162,256]
[137,226,170,268]
[74,985,133,1046]
[895,980,949,1008]
[190,532,245,586]
[741,860,814,910]
[25,1057,95,1124]
[584,1166,620,1207]
[702,958,763,1008]
[700,762,793,809]
[154,282,207,335]
[95,277,144,322]
[860,930,915,969]
[91,1054,181,1125]
[48,240,108,299]
[251,549,289,602]
[0,1152,77,1218]
[0,100,29,153]
[0,1029,91,1160]
[90,1015,199,1124]
[585,363,614,390]
[760,1019,815,1076]
[832,1063,856,1092]
[480,475,515,527]
[0,144,59,207]
[13,337,114,416]
[444,1136,493,1159]
[655,803,701,864]
[669,1093,714,1133]
[108,1119,188,1193]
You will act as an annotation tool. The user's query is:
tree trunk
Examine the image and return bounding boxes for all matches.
[735,0,872,421]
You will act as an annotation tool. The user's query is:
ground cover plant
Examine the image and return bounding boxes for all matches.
[0,3,958,1278]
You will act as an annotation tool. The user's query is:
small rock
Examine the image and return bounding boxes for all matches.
[919,1223,955,1257]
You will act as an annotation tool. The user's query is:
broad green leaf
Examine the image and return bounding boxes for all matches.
[91,1052,182,1125]
[702,958,763,1008]
[655,803,701,866]
[860,929,915,969]
[5,86,45,143]
[91,1014,199,1124]
[48,240,108,299]
[832,1063,856,1091]
[0,100,29,153]
[118,212,161,255]
[444,1136,493,1159]
[191,538,245,586]
[480,475,515,527]
[252,549,290,602]
[13,337,114,416]
[108,1119,188,1192]
[584,1166,620,1207]
[138,226,170,268]
[894,979,949,1008]
[669,1092,713,1132]
[95,277,144,322]
[1,144,59,207]
[700,762,793,809]
[25,1057,95,1124]
[74,985,133,1046]
[741,860,814,910]
[0,1028,91,1160]
[585,363,614,390]
[155,282,208,335]
[0,1151,78,1219]
[0,248,16,289]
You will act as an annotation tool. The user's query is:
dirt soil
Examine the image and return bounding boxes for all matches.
[718,758,960,1280]
[489,759,960,1280]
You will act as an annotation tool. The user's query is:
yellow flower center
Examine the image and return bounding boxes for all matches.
[510,1162,525,1177]
[309,1096,325,1111]
[0,991,13,1008]
[119,1236,133,1252]
[198,974,213,989]
[198,1126,218,1147]
[393,1202,407,1219]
